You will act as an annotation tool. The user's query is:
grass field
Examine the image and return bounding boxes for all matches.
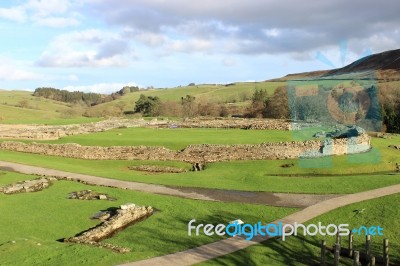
[0,81,284,124]
[200,193,400,265]
[87,81,285,114]
[0,171,295,265]
[0,132,399,194]
[34,128,295,150]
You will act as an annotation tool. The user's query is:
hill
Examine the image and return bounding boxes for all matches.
[272,48,400,81]
[1,48,399,123]
[327,48,400,75]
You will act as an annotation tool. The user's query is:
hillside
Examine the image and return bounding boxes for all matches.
[327,48,400,76]
[0,90,99,124]
[271,48,400,81]
[85,81,285,116]
[1,48,399,123]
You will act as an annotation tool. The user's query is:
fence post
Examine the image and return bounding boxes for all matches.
[369,256,375,266]
[334,243,340,266]
[336,232,341,244]
[320,240,326,266]
[383,238,389,266]
[349,232,353,257]
[353,251,360,266]
[366,235,371,258]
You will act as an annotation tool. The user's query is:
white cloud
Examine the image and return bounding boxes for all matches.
[0,57,42,81]
[25,0,72,16]
[36,29,134,67]
[34,16,80,28]
[63,82,139,94]
[0,0,80,28]
[132,31,166,47]
[84,0,400,57]
[164,39,213,54]
[0,7,27,23]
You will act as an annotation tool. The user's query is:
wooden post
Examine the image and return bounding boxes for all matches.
[334,243,340,266]
[370,256,376,266]
[349,232,353,257]
[383,238,389,266]
[336,232,341,244]
[320,240,326,266]
[366,235,371,258]
[354,251,360,266]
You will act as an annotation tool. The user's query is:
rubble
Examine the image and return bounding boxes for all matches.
[67,190,115,201]
[128,165,187,173]
[64,203,153,253]
[0,177,55,194]
[0,134,372,163]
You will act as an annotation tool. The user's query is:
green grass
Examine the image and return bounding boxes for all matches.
[87,81,284,114]
[0,90,68,120]
[32,128,295,150]
[0,171,295,265]
[199,193,400,265]
[0,134,400,194]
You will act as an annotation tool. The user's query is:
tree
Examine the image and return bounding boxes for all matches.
[181,95,197,117]
[134,94,161,117]
[249,89,269,117]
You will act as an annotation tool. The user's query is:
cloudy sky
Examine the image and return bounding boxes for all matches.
[0,0,399,93]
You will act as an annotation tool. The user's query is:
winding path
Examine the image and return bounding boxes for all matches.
[120,184,400,266]
[0,160,336,208]
[1,160,399,265]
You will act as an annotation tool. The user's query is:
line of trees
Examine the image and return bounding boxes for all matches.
[133,94,230,118]
[33,86,140,106]
[247,87,290,119]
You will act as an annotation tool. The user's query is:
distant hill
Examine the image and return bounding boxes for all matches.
[269,70,330,82]
[327,48,400,76]
[272,48,400,81]
[1,48,399,124]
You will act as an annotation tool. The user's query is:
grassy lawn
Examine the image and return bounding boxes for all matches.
[0,142,399,195]
[33,128,296,150]
[199,193,400,265]
[0,129,399,194]
[0,171,296,265]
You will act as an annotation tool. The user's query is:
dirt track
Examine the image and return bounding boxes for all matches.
[0,160,337,207]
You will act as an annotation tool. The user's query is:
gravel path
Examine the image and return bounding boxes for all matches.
[0,160,337,207]
[122,183,400,266]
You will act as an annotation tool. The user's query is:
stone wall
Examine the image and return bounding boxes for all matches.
[0,118,291,140]
[0,134,371,163]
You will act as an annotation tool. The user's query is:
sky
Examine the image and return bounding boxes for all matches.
[0,0,399,93]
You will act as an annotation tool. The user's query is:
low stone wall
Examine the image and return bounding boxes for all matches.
[0,118,291,140]
[65,204,153,253]
[176,118,291,130]
[0,134,371,163]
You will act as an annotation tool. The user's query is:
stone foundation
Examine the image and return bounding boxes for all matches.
[0,134,371,163]
[0,177,56,194]
[65,203,153,253]
[0,118,290,140]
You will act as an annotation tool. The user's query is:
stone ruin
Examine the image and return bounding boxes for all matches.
[0,177,56,194]
[128,165,187,173]
[0,133,372,163]
[0,117,291,140]
[64,203,153,253]
[68,190,115,201]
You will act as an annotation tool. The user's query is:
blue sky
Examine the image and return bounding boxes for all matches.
[0,0,399,93]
